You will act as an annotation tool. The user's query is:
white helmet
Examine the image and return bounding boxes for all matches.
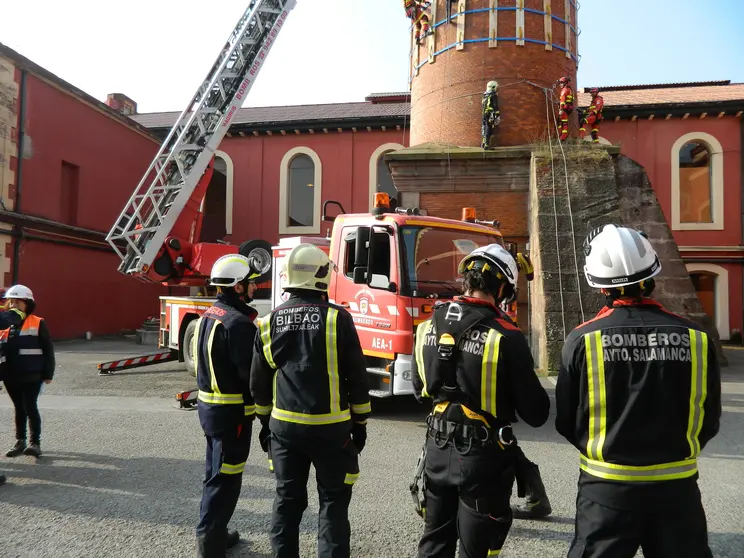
[284,244,336,292]
[486,80,499,92]
[209,254,260,287]
[583,224,661,288]
[458,243,518,287]
[4,285,34,301]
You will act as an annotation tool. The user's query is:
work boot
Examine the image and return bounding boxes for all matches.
[0,474,6,486]
[24,443,41,458]
[196,533,227,558]
[511,466,552,519]
[226,529,240,549]
[6,440,26,458]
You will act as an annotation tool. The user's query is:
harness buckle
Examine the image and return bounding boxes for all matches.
[498,425,515,446]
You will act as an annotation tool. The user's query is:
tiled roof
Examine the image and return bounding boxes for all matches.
[131,100,411,129]
[577,83,744,108]
[132,82,744,130]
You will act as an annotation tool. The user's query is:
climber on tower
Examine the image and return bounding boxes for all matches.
[404,0,433,44]
[481,81,501,150]
[556,76,574,142]
[579,87,605,143]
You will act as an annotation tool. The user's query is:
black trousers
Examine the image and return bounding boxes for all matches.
[196,421,252,551]
[269,431,360,558]
[418,436,514,558]
[4,381,43,444]
[568,485,713,558]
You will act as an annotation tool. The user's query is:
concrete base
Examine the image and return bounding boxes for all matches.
[136,329,159,346]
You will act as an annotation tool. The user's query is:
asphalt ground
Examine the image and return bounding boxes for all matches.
[0,336,742,558]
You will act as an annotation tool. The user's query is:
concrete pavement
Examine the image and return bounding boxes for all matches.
[0,337,742,557]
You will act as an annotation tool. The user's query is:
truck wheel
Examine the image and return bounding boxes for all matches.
[239,239,273,283]
[183,320,198,377]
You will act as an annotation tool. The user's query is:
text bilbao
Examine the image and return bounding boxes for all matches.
[600,331,694,363]
[274,305,322,333]
[421,326,489,356]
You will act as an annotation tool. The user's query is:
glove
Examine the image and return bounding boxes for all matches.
[259,424,271,453]
[493,115,501,126]
[516,252,534,281]
[351,422,367,453]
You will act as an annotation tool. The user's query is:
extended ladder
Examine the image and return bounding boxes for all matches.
[106,0,297,277]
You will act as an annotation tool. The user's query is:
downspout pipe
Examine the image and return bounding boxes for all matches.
[740,115,744,337]
[11,70,27,284]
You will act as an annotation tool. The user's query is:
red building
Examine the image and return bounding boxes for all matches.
[135,82,744,342]
[2,42,742,343]
[0,43,170,339]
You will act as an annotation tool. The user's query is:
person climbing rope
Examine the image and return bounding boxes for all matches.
[557,76,574,142]
[579,88,605,143]
[404,0,433,44]
[481,81,501,150]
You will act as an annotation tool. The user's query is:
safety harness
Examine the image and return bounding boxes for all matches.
[409,300,515,518]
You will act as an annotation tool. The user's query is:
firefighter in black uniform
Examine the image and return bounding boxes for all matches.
[556,224,721,558]
[194,254,261,558]
[412,244,550,558]
[250,243,371,558]
[481,81,501,150]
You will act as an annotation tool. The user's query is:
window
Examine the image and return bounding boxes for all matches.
[369,143,404,210]
[60,161,80,226]
[686,263,730,340]
[342,226,392,289]
[679,142,712,223]
[671,132,724,231]
[279,147,322,234]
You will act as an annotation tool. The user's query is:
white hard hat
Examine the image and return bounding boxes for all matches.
[487,80,499,91]
[284,244,336,293]
[209,254,259,287]
[458,244,518,287]
[583,224,661,288]
[4,285,34,301]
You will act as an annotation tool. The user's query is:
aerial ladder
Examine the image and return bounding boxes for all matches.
[106,0,297,286]
[98,0,297,376]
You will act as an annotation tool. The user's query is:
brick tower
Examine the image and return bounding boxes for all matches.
[408,0,579,147]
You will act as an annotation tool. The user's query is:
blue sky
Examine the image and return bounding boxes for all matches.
[1,0,742,113]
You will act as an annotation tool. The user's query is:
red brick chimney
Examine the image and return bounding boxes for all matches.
[105,93,138,116]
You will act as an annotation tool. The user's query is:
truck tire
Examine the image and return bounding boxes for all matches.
[183,319,198,377]
[239,239,273,283]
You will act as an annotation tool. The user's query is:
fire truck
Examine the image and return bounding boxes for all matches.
[96,0,529,399]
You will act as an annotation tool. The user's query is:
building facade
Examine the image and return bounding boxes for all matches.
[0,43,171,339]
[136,82,744,342]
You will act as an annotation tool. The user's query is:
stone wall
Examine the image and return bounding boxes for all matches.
[530,144,726,371]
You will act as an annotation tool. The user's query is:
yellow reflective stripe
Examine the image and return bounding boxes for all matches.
[219,461,246,475]
[344,472,360,485]
[268,459,274,473]
[351,402,371,415]
[271,407,351,425]
[414,320,432,398]
[686,329,709,458]
[480,330,502,416]
[192,317,202,377]
[580,454,698,482]
[10,308,26,320]
[206,321,221,394]
[256,404,273,415]
[585,331,607,461]
[487,550,501,557]
[244,405,256,416]
[355,419,368,425]
[327,308,341,414]
[259,317,277,369]
[197,391,244,405]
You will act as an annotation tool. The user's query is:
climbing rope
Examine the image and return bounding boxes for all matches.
[543,89,567,340]
[547,89,586,324]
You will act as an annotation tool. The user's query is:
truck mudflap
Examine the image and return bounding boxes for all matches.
[97,350,177,375]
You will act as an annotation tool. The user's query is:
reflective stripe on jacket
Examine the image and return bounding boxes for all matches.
[556,299,722,483]
[250,293,371,436]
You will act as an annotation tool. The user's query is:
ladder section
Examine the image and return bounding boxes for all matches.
[106,0,298,277]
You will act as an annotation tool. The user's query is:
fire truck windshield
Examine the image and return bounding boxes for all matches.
[399,226,504,297]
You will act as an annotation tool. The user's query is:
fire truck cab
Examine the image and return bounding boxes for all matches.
[269,194,518,398]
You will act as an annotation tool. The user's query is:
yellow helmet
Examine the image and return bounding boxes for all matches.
[284,244,336,292]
